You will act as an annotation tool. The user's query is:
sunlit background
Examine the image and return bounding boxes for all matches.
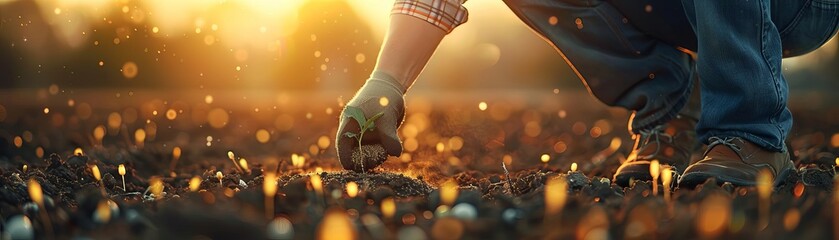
[1,0,837,92]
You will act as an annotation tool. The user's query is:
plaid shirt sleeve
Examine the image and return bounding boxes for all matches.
[392,0,469,34]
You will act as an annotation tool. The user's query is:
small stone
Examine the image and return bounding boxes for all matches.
[266,217,294,240]
[397,226,428,240]
[22,202,39,216]
[451,203,478,221]
[238,179,248,189]
[3,215,34,240]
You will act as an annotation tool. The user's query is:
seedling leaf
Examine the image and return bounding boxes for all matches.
[364,111,384,130]
[344,106,366,127]
[344,132,358,139]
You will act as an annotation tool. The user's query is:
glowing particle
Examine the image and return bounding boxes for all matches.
[165,109,177,120]
[107,112,122,129]
[346,181,358,198]
[478,102,487,111]
[152,26,159,33]
[571,162,578,172]
[43,107,49,114]
[256,129,271,143]
[378,97,389,107]
[317,208,356,240]
[545,175,568,215]
[48,84,59,95]
[13,136,22,148]
[440,179,458,206]
[207,108,229,128]
[381,198,396,219]
[54,8,61,15]
[263,172,277,197]
[317,136,330,149]
[173,146,182,160]
[540,154,551,163]
[134,129,146,144]
[355,53,366,63]
[122,62,138,79]
[28,179,43,205]
[696,194,730,238]
[189,176,201,192]
[310,174,322,193]
[436,142,445,153]
[645,4,653,12]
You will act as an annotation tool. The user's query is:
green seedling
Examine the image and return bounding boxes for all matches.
[343,106,384,149]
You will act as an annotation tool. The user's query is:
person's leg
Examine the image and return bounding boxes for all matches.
[678,0,796,187]
[502,0,699,186]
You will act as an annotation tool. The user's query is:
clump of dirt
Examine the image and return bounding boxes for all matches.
[277,171,432,198]
[347,144,387,172]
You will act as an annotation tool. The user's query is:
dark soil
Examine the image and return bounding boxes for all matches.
[1,90,838,239]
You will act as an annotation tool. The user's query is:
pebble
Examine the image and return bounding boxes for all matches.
[451,203,478,220]
[266,217,294,240]
[3,215,34,240]
[397,226,428,240]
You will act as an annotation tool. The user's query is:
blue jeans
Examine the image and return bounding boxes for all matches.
[504,0,839,152]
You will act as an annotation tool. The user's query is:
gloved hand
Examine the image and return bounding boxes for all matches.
[336,71,405,171]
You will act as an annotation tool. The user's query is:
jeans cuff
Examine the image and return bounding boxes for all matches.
[630,76,694,133]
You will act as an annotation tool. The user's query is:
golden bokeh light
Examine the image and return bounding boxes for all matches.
[346,181,359,198]
[440,179,458,207]
[189,176,202,192]
[317,208,357,240]
[122,61,138,79]
[545,175,568,215]
[256,129,271,143]
[207,108,230,128]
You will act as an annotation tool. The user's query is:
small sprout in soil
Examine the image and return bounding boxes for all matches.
[571,162,578,172]
[440,179,458,207]
[74,147,84,156]
[650,160,660,196]
[227,151,244,173]
[188,176,202,192]
[239,158,250,174]
[545,175,568,216]
[662,166,673,202]
[346,181,359,198]
[381,197,396,220]
[169,146,182,176]
[148,177,164,200]
[91,164,102,182]
[22,164,27,173]
[118,164,127,192]
[342,106,385,172]
[216,171,224,187]
[757,169,772,230]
